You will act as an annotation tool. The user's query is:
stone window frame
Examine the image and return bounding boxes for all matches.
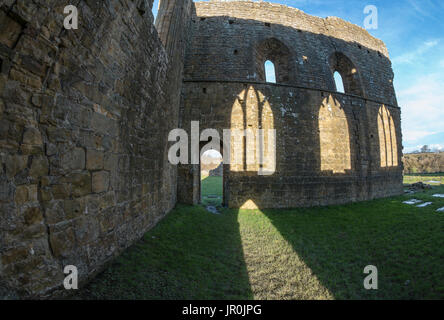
[329,52,364,97]
[254,38,293,84]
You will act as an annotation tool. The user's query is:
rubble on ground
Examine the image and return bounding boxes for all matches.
[404,182,433,193]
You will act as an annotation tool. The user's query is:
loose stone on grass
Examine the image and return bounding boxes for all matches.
[416,202,432,208]
[402,199,423,205]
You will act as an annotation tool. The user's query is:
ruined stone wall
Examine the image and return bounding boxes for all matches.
[186,1,397,105]
[0,0,192,298]
[179,1,403,208]
[180,82,403,208]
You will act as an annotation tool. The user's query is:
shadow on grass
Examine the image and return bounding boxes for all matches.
[78,187,444,300]
[260,186,444,299]
[78,205,253,300]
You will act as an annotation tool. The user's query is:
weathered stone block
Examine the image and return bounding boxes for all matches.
[104,153,118,171]
[91,113,118,136]
[0,177,14,202]
[92,171,109,194]
[31,94,54,109]
[9,67,42,89]
[5,154,28,180]
[22,223,48,239]
[86,149,104,170]
[43,200,64,225]
[1,246,28,266]
[0,99,4,117]
[68,172,91,198]
[0,11,23,48]
[21,128,43,155]
[39,187,52,202]
[28,185,38,202]
[22,127,42,146]
[29,156,49,179]
[64,199,84,220]
[99,191,116,211]
[23,207,43,225]
[73,216,100,245]
[61,147,85,171]
[49,228,76,258]
[51,184,70,200]
[47,127,72,143]
[14,185,29,204]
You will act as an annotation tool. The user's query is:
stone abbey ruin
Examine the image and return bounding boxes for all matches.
[0,0,402,298]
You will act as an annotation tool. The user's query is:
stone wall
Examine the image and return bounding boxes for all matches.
[180,82,403,208]
[178,1,403,208]
[0,0,192,298]
[185,1,397,104]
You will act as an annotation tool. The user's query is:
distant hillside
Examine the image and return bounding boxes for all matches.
[403,152,444,174]
[201,153,222,172]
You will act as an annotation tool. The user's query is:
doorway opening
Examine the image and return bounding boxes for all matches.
[200,149,223,207]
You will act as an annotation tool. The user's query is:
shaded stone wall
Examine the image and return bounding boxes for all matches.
[185,1,397,105]
[180,82,402,208]
[178,1,403,208]
[0,0,192,298]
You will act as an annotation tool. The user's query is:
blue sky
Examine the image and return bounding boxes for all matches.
[153,0,444,153]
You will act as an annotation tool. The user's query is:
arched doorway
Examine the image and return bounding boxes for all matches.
[200,149,223,207]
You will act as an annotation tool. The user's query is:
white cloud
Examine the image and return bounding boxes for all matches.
[440,60,444,68]
[429,144,443,151]
[392,40,439,65]
[403,130,439,144]
[202,149,222,159]
[398,73,444,145]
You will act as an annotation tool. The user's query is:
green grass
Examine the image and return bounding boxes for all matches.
[77,204,252,300]
[201,176,223,206]
[403,173,444,185]
[77,184,444,300]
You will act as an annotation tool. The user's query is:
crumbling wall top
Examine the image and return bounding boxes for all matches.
[195,0,389,57]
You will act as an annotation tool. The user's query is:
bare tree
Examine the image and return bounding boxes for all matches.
[420,145,431,153]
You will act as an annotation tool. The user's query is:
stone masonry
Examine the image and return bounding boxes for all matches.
[178,1,403,208]
[0,0,403,298]
[0,0,193,298]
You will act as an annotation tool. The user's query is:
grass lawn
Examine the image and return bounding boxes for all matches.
[403,173,444,186]
[77,177,444,300]
[201,175,223,206]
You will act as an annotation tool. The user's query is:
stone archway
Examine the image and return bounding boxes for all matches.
[199,139,228,207]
